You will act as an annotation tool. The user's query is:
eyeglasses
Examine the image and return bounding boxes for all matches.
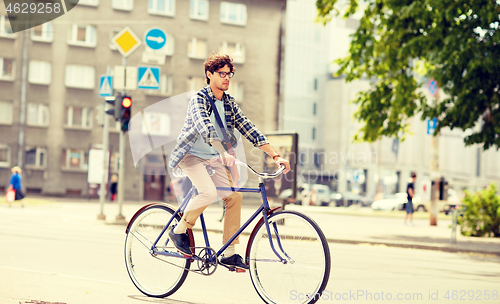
[215,71,234,78]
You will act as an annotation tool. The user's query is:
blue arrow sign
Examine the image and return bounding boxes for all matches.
[137,66,160,90]
[99,75,113,97]
[145,28,167,50]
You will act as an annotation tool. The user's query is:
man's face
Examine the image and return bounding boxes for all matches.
[208,64,232,92]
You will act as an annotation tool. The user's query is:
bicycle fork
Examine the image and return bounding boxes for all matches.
[259,182,290,264]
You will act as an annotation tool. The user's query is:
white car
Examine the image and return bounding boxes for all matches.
[371,193,408,211]
[300,184,331,206]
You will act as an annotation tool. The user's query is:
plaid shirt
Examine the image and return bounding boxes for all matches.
[169,86,269,168]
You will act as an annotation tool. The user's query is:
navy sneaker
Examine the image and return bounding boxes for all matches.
[219,254,249,270]
[168,228,193,257]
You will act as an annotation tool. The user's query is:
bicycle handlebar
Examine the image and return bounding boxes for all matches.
[234,159,286,179]
[172,159,286,179]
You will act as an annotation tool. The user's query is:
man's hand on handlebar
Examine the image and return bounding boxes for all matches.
[217,152,236,166]
[274,157,290,174]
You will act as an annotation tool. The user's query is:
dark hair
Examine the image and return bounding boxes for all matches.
[411,173,417,178]
[204,52,235,84]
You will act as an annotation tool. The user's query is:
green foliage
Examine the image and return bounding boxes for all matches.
[457,183,500,237]
[316,0,500,149]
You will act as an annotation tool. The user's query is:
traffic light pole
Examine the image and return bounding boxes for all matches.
[116,129,126,221]
[116,56,127,222]
[98,108,109,220]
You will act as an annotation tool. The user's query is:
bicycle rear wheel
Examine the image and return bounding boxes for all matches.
[248,210,330,304]
[125,205,191,297]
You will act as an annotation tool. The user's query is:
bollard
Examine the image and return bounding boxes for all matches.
[450,208,457,244]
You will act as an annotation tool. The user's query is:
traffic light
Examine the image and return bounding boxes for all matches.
[439,178,448,200]
[104,96,120,120]
[120,95,132,131]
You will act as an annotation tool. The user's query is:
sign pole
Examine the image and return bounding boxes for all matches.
[429,84,440,226]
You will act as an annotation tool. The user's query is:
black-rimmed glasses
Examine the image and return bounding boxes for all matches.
[215,71,234,78]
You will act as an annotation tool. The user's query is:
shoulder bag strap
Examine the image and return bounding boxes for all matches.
[201,91,235,155]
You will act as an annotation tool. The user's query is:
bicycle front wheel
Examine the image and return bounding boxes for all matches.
[125,205,191,298]
[248,210,331,304]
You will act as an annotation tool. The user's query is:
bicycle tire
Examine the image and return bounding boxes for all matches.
[248,210,331,304]
[125,205,191,298]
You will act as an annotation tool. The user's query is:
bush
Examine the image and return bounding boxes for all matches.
[457,182,500,237]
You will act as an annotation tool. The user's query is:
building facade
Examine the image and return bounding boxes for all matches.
[0,0,286,200]
[282,0,500,199]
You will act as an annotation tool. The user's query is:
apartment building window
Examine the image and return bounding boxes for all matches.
[313,103,317,116]
[112,0,133,11]
[190,0,208,20]
[0,57,14,80]
[187,38,207,59]
[312,127,316,140]
[187,76,205,91]
[227,81,244,101]
[28,60,52,85]
[68,24,96,47]
[62,149,88,170]
[220,2,247,26]
[159,74,173,94]
[313,152,322,168]
[109,29,120,50]
[27,103,49,127]
[25,147,47,168]
[79,0,99,6]
[0,145,10,167]
[66,106,93,128]
[32,23,53,42]
[148,0,175,16]
[0,15,14,37]
[0,101,13,124]
[65,64,95,89]
[219,41,245,63]
[314,78,318,91]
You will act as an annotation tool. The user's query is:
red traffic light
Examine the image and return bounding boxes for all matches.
[122,97,132,108]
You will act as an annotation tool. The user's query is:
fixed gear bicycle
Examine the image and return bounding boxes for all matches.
[124,162,331,304]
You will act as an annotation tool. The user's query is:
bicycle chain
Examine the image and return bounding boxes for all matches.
[152,246,219,276]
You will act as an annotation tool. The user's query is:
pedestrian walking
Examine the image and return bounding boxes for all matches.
[110,174,118,202]
[8,166,25,207]
[405,173,417,225]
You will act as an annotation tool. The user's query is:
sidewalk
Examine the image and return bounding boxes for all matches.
[10,197,500,256]
[188,203,500,257]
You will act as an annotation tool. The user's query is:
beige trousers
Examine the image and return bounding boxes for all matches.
[178,154,243,245]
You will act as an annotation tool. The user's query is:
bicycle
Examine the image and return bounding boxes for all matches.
[124,162,331,304]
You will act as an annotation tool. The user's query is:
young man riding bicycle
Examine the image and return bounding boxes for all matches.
[168,53,290,270]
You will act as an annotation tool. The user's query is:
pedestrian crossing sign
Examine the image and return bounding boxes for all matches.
[99,75,113,97]
[137,66,160,90]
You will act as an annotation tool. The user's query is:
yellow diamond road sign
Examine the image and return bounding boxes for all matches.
[112,27,142,57]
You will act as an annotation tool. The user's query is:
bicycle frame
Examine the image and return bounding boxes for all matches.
[149,181,288,263]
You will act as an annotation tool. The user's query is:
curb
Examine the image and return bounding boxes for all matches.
[189,227,500,257]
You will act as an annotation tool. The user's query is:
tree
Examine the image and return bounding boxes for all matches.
[316,0,500,149]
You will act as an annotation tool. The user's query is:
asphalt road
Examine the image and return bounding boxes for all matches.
[0,202,499,304]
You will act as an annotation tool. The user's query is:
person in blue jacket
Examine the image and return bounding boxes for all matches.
[9,166,25,205]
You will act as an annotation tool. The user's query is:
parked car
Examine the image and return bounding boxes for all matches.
[371,193,409,211]
[277,188,304,205]
[300,184,331,206]
[331,192,372,207]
